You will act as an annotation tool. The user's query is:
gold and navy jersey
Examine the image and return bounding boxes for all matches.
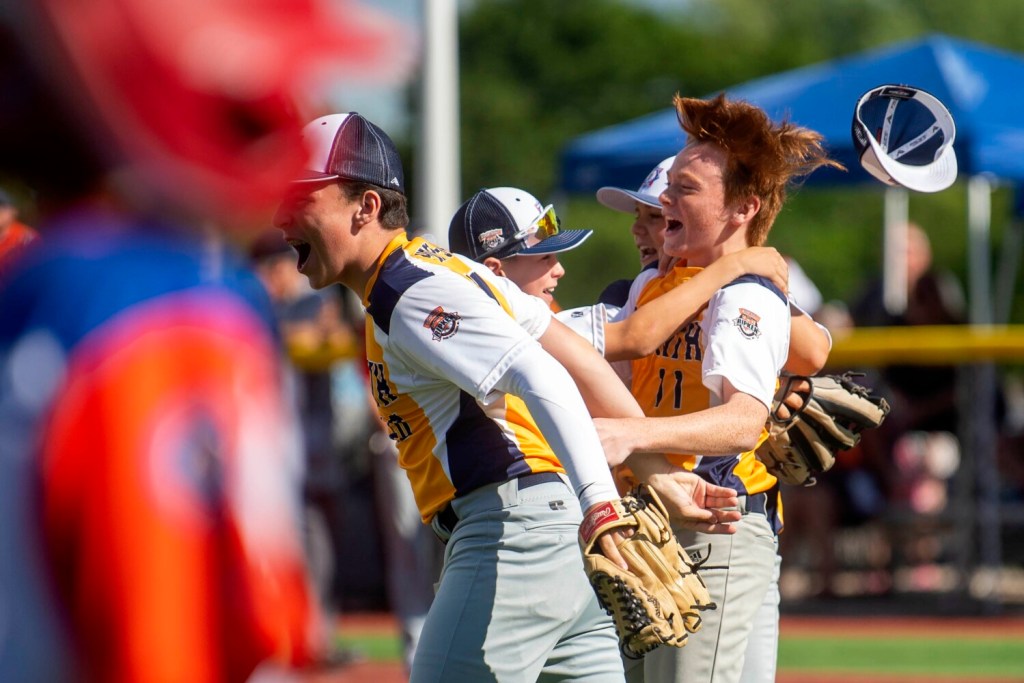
[623,265,791,531]
[362,233,564,523]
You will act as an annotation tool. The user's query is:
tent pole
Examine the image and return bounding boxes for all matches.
[965,174,1002,613]
[967,175,994,326]
[883,187,909,315]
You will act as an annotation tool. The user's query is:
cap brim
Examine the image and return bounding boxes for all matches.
[292,171,340,184]
[596,187,661,213]
[854,86,958,193]
[867,140,958,193]
[518,229,593,255]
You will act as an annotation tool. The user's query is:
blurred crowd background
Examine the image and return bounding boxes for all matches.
[3,2,1024,675]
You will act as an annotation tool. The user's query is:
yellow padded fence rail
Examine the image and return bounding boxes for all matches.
[826,325,1024,367]
[285,326,1024,371]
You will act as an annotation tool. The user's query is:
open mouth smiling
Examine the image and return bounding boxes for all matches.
[287,239,312,270]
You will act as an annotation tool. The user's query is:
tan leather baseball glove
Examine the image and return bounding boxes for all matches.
[579,485,715,659]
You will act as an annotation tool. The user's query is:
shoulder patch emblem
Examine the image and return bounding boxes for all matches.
[423,306,461,341]
[733,307,761,339]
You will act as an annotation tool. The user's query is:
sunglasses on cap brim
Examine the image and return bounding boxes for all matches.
[485,205,562,258]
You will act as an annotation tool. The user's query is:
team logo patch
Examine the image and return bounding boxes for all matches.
[477,228,504,253]
[413,243,452,262]
[733,307,761,339]
[423,306,461,341]
[640,164,665,192]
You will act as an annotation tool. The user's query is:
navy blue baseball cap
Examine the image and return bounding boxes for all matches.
[294,112,405,194]
[448,187,592,261]
[852,85,957,193]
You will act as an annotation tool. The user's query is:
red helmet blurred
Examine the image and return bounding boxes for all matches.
[4,0,413,217]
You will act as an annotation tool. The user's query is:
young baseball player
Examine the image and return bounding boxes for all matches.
[599,160,832,377]
[447,186,790,365]
[595,156,676,307]
[596,94,843,683]
[274,112,743,682]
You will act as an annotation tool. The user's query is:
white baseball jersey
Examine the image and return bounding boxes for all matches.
[554,303,620,356]
[363,234,570,523]
[621,266,790,530]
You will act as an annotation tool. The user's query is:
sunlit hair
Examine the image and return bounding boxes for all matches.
[673,93,844,246]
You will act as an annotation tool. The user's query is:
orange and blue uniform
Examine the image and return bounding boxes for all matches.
[0,214,316,682]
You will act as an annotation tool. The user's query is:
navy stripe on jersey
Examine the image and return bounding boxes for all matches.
[468,272,499,303]
[694,458,782,533]
[695,457,746,495]
[446,391,532,496]
[366,248,433,335]
[722,274,787,305]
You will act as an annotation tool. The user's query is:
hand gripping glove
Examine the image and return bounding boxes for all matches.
[579,485,715,659]
[757,372,891,486]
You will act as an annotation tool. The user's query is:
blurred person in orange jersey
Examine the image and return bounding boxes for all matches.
[0,187,38,279]
[0,0,411,681]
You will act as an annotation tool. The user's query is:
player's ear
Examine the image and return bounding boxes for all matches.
[730,195,760,225]
[482,256,505,277]
[354,189,383,228]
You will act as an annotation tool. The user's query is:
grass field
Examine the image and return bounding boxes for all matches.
[778,636,1024,677]
[334,614,1024,681]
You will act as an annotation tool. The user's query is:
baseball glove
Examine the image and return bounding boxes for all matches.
[579,485,715,659]
[757,372,891,486]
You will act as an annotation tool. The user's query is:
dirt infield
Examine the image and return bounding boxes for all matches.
[318,612,1024,683]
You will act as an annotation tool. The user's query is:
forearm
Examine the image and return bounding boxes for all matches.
[619,393,768,460]
[604,257,750,362]
[785,313,831,375]
[494,343,618,511]
[539,317,645,418]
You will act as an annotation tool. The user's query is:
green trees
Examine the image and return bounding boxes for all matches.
[452,0,1023,316]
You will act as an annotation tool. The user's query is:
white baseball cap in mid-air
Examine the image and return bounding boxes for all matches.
[448,187,592,261]
[595,156,676,213]
[852,84,957,193]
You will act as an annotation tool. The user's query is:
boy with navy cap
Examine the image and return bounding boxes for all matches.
[448,186,791,361]
[448,186,592,308]
[275,112,745,682]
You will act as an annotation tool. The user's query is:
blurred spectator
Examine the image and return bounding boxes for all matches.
[848,222,965,504]
[368,408,444,673]
[0,0,407,680]
[249,229,355,637]
[847,221,967,590]
[0,187,38,279]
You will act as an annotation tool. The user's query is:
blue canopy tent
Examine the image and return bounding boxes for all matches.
[560,33,1024,321]
[560,33,1024,194]
[560,33,1024,601]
